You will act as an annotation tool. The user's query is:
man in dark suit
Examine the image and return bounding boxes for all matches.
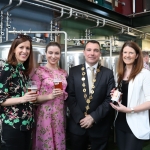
[66,40,115,150]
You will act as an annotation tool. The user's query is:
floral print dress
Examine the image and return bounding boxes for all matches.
[32,66,68,150]
[0,63,34,131]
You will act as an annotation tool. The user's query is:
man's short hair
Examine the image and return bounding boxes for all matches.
[142,51,149,57]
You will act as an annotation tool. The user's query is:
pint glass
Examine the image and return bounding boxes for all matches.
[27,81,37,103]
[53,79,63,90]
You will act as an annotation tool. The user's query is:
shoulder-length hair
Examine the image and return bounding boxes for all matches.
[7,35,33,75]
[117,41,143,85]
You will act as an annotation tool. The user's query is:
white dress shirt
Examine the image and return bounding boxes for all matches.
[85,62,98,77]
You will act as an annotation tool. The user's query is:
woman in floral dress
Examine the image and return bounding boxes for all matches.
[32,42,68,150]
[0,34,38,150]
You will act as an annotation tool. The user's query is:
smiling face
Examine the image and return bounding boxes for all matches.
[14,40,30,63]
[46,46,61,66]
[122,46,138,66]
[83,42,101,66]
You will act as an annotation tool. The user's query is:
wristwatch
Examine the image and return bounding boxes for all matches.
[130,108,134,114]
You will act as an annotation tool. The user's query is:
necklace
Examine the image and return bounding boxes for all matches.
[81,63,101,116]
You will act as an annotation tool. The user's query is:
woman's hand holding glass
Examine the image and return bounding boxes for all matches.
[49,79,63,99]
[21,91,38,103]
[22,81,38,103]
[51,88,63,99]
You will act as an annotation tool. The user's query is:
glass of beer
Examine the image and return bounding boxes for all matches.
[27,81,38,103]
[53,79,63,90]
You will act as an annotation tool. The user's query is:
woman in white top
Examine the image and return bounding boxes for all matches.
[110,41,150,150]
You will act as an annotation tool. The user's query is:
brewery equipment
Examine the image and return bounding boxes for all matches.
[60,46,119,76]
[0,42,119,77]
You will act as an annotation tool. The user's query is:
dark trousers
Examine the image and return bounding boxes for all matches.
[115,128,144,150]
[69,132,108,150]
[1,123,32,150]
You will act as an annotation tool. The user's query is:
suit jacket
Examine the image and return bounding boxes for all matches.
[126,68,150,139]
[66,64,115,138]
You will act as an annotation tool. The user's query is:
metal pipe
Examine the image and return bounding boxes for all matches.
[22,0,150,38]
[0,11,4,43]
[1,0,143,39]
[33,0,144,36]
[23,1,54,10]
[63,8,73,19]
[109,38,112,69]
[6,0,24,41]
[33,0,72,11]
[68,39,109,41]
[49,8,64,41]
[7,0,23,13]
[50,20,53,41]
[86,19,105,39]
[0,0,13,43]
[132,0,135,14]
[53,8,64,22]
[0,0,12,11]
[85,19,100,39]
[23,0,71,17]
[128,10,150,17]
[8,30,68,71]
[113,27,125,37]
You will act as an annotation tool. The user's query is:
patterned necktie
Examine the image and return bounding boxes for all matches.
[88,67,94,93]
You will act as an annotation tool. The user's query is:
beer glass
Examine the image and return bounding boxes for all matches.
[53,79,63,90]
[27,81,38,103]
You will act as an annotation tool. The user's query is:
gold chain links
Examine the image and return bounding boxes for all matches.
[81,64,101,116]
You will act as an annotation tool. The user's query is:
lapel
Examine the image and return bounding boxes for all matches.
[127,79,134,106]
[94,65,103,89]
[83,63,103,95]
[83,63,90,94]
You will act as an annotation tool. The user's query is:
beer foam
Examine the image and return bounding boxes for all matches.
[28,87,37,92]
[54,80,61,82]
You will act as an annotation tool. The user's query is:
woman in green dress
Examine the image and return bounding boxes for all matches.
[0,34,38,150]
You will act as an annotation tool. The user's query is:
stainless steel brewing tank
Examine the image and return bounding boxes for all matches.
[60,46,85,73]
[0,41,46,69]
[100,50,119,77]
[60,46,119,76]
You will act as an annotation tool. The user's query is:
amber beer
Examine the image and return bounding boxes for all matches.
[27,81,37,103]
[28,87,37,93]
[27,87,37,103]
[54,80,63,90]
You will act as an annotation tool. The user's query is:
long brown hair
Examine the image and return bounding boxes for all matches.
[7,34,33,75]
[117,41,143,85]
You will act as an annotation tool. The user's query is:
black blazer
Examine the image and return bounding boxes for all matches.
[66,64,115,138]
